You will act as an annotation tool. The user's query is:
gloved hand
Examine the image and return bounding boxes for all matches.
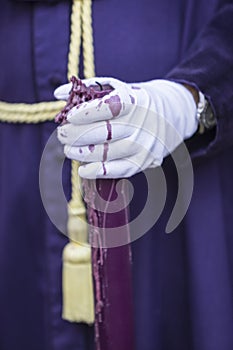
[55,77,198,179]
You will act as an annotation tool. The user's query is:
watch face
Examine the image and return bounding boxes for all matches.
[200,101,216,130]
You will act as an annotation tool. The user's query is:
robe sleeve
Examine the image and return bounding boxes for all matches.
[166,1,233,159]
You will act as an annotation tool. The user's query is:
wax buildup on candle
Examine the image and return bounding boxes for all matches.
[55,76,113,124]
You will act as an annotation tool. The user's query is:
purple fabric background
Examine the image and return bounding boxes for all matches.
[0,0,233,349]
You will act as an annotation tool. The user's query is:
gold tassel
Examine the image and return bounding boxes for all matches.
[62,241,94,324]
[62,200,95,324]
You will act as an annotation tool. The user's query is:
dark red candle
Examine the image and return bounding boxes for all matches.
[83,178,134,350]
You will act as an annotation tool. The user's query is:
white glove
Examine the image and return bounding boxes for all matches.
[55,77,198,179]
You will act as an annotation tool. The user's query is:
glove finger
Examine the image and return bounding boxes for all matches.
[78,159,140,179]
[57,120,136,146]
[64,138,140,163]
[78,147,159,179]
[54,82,72,100]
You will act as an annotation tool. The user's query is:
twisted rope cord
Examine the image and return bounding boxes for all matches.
[70,0,95,209]
[68,0,95,211]
[81,0,95,78]
[67,0,84,209]
[67,0,82,80]
[0,100,65,123]
[63,1,95,325]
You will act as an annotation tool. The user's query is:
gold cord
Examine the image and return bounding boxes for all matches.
[64,0,95,324]
[81,0,95,78]
[0,100,65,123]
[67,0,85,211]
[67,0,96,219]
[67,0,82,80]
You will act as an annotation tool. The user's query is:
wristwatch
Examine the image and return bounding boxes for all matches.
[197,91,216,134]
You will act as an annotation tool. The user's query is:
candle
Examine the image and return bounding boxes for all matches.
[84,178,134,350]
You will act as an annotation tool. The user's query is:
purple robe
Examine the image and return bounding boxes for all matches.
[0,0,233,349]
